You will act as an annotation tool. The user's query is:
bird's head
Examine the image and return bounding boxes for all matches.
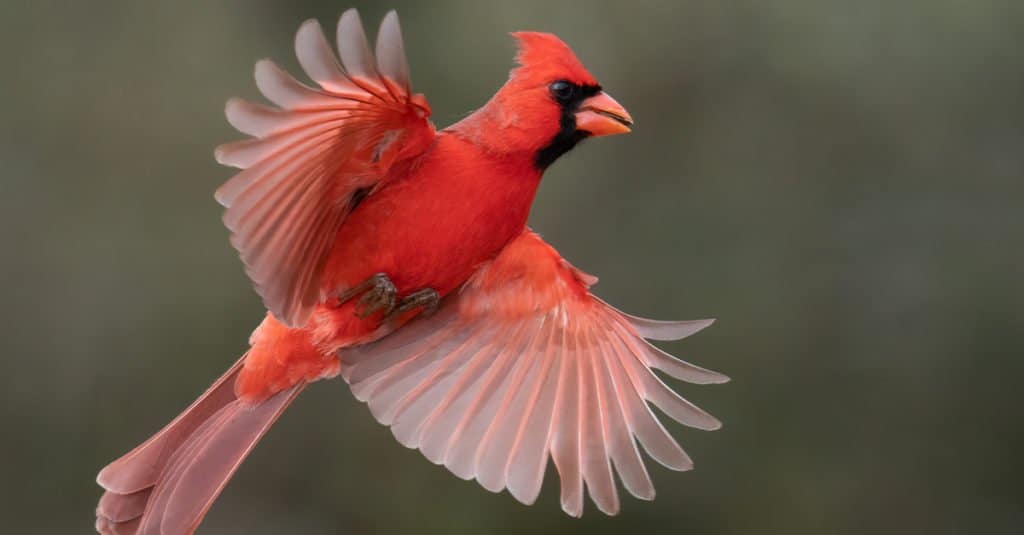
[463,32,633,170]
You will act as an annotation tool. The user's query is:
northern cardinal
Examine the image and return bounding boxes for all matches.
[95,9,727,534]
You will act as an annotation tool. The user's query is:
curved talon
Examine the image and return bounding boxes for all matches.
[334,273,398,319]
[388,288,440,321]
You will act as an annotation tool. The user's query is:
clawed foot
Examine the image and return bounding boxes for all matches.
[334,274,439,321]
[335,273,397,319]
[388,288,440,320]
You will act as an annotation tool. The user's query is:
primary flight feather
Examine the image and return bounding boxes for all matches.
[95,9,727,534]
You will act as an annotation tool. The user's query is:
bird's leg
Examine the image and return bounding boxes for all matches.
[387,288,441,321]
[334,273,398,319]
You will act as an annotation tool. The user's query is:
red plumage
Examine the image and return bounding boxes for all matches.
[96,9,726,534]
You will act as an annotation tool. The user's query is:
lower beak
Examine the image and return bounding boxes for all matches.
[575,91,633,137]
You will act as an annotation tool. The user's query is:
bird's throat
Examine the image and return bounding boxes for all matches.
[535,113,589,170]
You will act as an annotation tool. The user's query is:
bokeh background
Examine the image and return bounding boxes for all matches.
[2,1,1022,533]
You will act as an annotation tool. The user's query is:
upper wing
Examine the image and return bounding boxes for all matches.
[341,230,728,517]
[215,9,435,326]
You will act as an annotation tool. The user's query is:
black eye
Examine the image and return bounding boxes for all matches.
[549,80,576,102]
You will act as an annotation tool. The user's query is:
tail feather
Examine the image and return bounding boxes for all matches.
[97,357,246,494]
[96,356,303,534]
[97,488,149,523]
[95,516,141,535]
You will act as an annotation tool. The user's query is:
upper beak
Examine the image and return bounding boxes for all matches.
[575,91,633,137]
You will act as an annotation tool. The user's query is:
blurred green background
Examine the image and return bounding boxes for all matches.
[2,1,1022,533]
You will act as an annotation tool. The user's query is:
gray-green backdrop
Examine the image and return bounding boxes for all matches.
[2,1,1021,533]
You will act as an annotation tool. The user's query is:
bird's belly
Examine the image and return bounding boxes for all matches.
[311,198,524,351]
[325,207,495,297]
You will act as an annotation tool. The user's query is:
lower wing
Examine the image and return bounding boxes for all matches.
[340,229,728,516]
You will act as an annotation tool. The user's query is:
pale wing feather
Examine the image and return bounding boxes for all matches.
[579,323,620,515]
[474,327,550,492]
[390,330,490,447]
[593,335,656,500]
[417,326,524,464]
[444,332,534,481]
[550,322,584,516]
[604,332,694,470]
[639,336,730,384]
[375,11,411,91]
[336,9,379,81]
[295,19,357,94]
[504,322,562,505]
[608,319,722,431]
[369,331,482,425]
[252,59,340,111]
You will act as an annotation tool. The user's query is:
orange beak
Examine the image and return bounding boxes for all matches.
[575,91,633,137]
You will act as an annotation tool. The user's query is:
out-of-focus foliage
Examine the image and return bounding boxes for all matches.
[1,1,1021,533]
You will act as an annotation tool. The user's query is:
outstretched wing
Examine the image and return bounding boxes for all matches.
[215,9,435,327]
[341,230,728,517]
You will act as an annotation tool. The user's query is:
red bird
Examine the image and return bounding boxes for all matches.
[96,9,727,534]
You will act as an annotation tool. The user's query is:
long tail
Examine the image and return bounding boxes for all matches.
[95,356,304,535]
